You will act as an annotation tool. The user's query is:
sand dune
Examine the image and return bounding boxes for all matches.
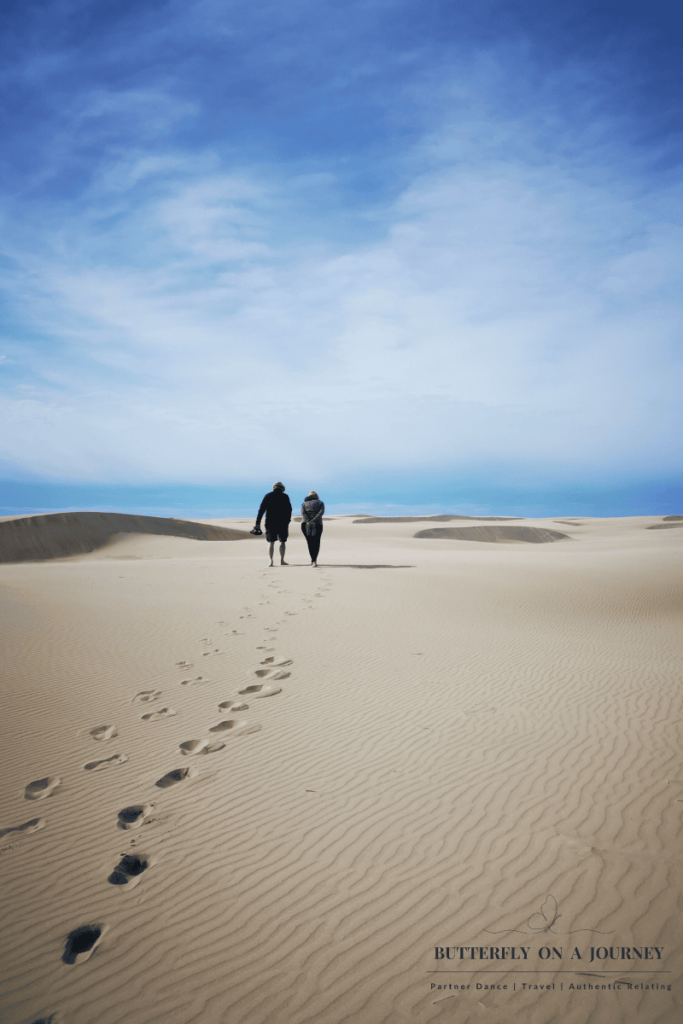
[415,525,570,543]
[0,511,251,563]
[353,514,522,523]
[0,513,681,1024]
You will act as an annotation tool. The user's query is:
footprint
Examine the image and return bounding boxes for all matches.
[117,804,152,830]
[0,817,46,839]
[155,767,198,788]
[239,684,282,698]
[217,700,249,712]
[178,739,206,755]
[179,739,226,756]
[62,924,104,965]
[208,720,262,736]
[141,707,177,721]
[24,776,61,801]
[133,690,162,704]
[90,725,118,741]
[180,676,206,686]
[253,668,290,680]
[84,754,128,771]
[108,853,149,888]
[176,661,193,668]
[260,656,292,666]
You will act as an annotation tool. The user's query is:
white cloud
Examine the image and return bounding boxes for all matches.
[2,62,682,486]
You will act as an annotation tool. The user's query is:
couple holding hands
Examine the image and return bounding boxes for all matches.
[251,483,324,567]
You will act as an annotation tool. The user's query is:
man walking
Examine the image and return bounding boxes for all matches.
[252,482,292,566]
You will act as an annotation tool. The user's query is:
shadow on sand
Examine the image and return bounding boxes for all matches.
[315,564,414,569]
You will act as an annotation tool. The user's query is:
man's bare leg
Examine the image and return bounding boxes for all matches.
[280,542,287,565]
[268,541,275,566]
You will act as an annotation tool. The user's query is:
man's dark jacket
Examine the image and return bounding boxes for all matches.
[256,491,292,528]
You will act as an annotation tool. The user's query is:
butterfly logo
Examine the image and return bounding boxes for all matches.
[527,895,561,933]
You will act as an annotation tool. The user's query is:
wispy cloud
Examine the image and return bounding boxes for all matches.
[1,1,681,493]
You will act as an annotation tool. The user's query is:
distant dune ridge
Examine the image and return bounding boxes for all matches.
[648,520,683,530]
[2,511,677,563]
[0,512,251,563]
[415,525,570,543]
[352,514,522,523]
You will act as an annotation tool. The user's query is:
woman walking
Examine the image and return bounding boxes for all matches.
[301,491,324,566]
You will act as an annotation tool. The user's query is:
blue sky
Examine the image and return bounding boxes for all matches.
[1,0,682,515]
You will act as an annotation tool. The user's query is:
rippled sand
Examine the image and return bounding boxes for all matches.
[0,513,681,1024]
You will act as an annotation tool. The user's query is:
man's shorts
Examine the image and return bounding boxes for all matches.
[265,523,289,543]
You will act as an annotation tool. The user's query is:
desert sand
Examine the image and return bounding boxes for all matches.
[0,512,681,1024]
